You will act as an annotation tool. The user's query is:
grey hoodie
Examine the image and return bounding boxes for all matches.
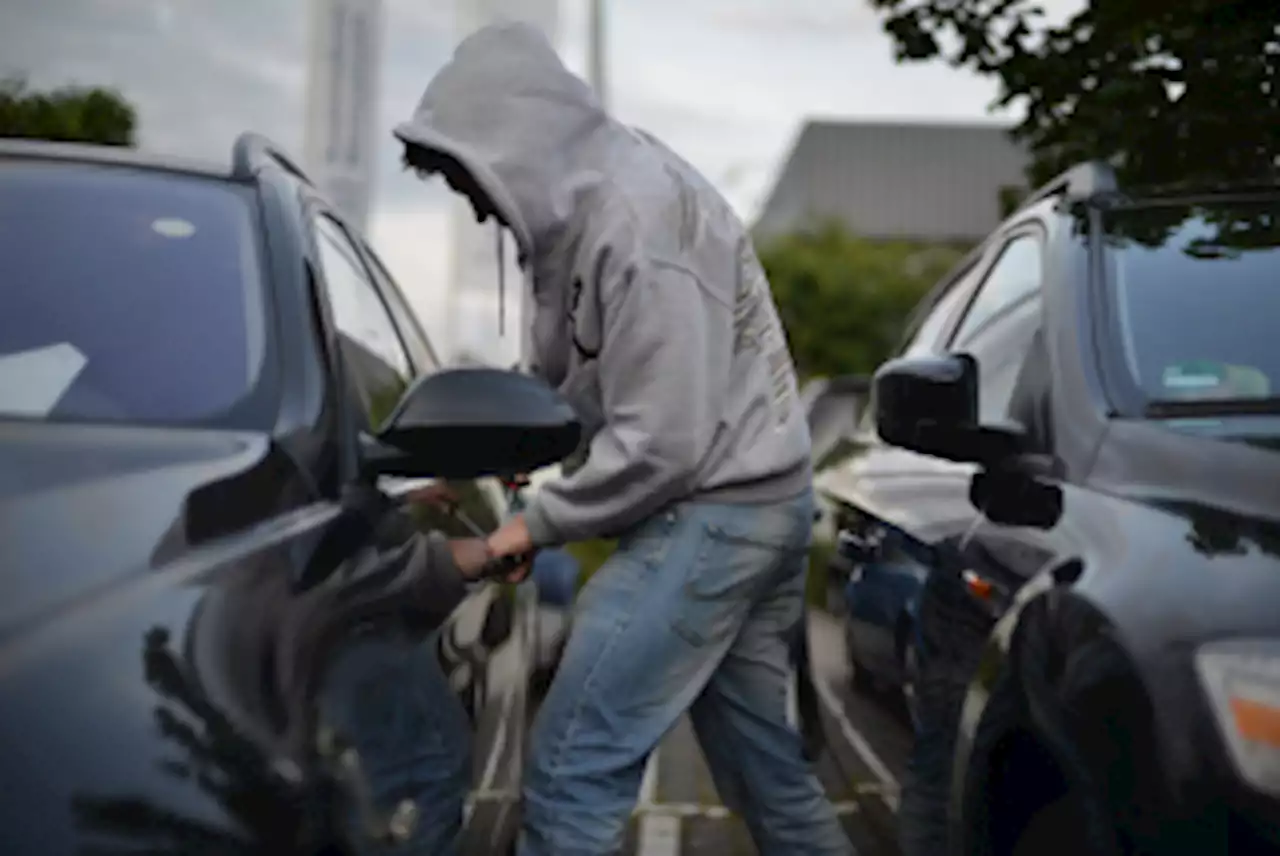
[394,22,812,547]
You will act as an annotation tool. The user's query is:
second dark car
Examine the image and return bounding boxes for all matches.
[818,163,1280,855]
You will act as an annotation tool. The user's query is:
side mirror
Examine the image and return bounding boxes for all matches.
[873,354,1021,464]
[970,468,1063,529]
[362,368,582,480]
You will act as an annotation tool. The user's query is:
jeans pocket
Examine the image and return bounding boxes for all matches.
[671,503,810,647]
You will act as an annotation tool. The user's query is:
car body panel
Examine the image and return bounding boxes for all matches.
[953,478,1280,852]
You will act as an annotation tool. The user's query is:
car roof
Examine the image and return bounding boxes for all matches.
[0,137,239,182]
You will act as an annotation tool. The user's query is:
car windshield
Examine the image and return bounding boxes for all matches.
[0,160,266,425]
[1103,198,1280,413]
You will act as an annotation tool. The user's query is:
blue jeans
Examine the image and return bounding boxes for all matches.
[318,632,473,856]
[519,489,853,855]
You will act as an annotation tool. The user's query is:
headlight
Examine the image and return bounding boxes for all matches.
[1195,638,1280,798]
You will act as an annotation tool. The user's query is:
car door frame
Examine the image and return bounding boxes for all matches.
[299,201,532,846]
[933,220,1058,608]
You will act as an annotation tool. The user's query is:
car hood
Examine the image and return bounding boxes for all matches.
[1091,418,1280,536]
[0,421,303,636]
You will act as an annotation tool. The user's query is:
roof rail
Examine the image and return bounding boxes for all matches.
[231,132,312,184]
[1017,160,1118,211]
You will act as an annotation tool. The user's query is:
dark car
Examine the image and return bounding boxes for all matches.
[816,162,1280,855]
[0,135,581,855]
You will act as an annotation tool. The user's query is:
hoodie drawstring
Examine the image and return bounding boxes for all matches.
[497,224,506,337]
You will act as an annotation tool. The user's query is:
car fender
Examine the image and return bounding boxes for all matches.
[952,568,1178,855]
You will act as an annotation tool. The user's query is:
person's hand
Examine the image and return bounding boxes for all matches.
[407,481,459,510]
[448,534,534,583]
[448,538,493,580]
[486,514,535,583]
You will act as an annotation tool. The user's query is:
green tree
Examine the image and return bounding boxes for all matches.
[0,77,137,146]
[759,221,967,381]
[867,0,1280,190]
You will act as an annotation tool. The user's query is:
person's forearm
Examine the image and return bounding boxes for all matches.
[411,532,471,619]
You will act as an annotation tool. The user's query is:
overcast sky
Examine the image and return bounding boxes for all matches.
[1,0,1079,364]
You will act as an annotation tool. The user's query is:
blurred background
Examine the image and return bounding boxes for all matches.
[0,0,1081,370]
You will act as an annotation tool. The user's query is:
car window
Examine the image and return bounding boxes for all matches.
[361,247,441,373]
[952,234,1043,347]
[1103,200,1280,407]
[313,216,413,428]
[0,160,266,425]
[959,295,1043,422]
[903,273,978,358]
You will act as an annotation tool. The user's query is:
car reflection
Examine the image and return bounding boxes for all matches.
[72,513,480,856]
[71,626,336,855]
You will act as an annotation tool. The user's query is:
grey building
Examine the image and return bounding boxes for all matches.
[752,119,1030,244]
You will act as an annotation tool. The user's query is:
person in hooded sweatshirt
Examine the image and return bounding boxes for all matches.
[395,22,853,856]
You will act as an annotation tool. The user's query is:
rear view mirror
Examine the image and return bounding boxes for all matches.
[363,368,582,480]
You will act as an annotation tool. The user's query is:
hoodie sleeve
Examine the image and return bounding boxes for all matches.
[523,258,733,545]
[409,532,471,623]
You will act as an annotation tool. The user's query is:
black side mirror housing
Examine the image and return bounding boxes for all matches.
[970,468,1064,529]
[873,354,1021,464]
[362,368,582,480]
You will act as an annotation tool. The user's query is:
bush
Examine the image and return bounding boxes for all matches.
[566,539,619,589]
[0,77,137,146]
[806,540,836,610]
[758,222,969,381]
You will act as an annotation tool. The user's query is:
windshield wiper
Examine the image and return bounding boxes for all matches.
[1146,396,1280,418]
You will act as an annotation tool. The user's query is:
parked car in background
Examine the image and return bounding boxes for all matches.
[0,135,581,855]
[832,517,927,725]
[816,162,1280,855]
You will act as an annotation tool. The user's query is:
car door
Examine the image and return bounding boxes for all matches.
[823,255,986,679]
[896,227,1064,856]
[311,216,530,845]
[307,210,516,848]
[910,229,1061,706]
[349,233,522,676]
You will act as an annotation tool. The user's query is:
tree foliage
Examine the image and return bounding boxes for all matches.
[759,222,968,380]
[0,77,137,146]
[867,0,1280,189]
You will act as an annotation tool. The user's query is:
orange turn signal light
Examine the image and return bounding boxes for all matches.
[962,570,994,600]
[1230,696,1280,748]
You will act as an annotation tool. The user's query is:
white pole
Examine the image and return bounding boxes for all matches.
[588,0,607,109]
[303,0,383,233]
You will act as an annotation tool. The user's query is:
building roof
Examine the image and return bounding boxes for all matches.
[752,119,1030,244]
